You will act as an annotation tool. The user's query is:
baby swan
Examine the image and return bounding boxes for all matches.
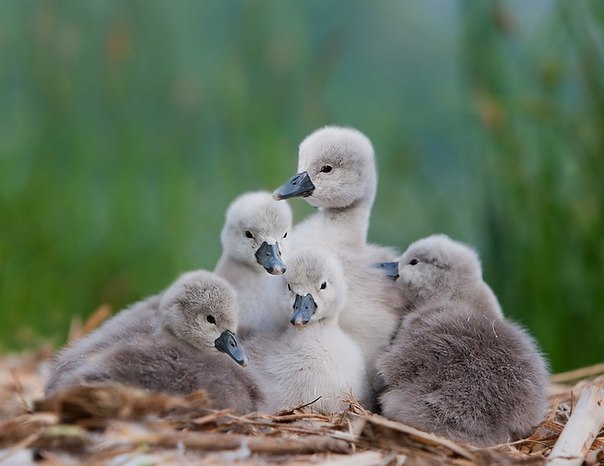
[376,235,549,447]
[214,191,292,338]
[272,127,403,374]
[49,271,264,414]
[249,249,369,414]
[273,126,391,258]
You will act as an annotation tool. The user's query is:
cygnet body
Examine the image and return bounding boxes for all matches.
[48,271,264,414]
[45,294,161,396]
[273,126,403,376]
[214,191,292,338]
[376,235,549,447]
[249,249,369,414]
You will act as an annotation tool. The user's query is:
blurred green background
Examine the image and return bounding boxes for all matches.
[0,0,602,372]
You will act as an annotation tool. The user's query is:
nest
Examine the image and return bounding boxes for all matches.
[1,350,603,465]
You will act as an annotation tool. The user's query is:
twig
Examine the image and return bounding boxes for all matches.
[140,430,352,454]
[547,386,604,466]
[361,414,476,461]
[550,363,604,384]
[10,368,30,413]
[80,304,112,335]
[190,409,235,426]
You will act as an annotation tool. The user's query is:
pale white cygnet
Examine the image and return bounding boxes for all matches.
[272,127,404,376]
[248,249,370,414]
[376,235,549,447]
[274,126,387,257]
[214,191,293,338]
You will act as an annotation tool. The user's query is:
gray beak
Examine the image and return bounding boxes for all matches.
[214,330,248,367]
[273,171,315,200]
[374,261,400,281]
[255,241,286,275]
[290,293,317,327]
[374,372,389,394]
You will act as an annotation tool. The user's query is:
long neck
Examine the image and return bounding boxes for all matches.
[319,198,372,250]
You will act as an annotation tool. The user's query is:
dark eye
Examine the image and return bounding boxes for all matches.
[409,259,419,266]
[287,283,292,291]
[206,315,216,324]
[283,232,288,238]
[320,165,333,173]
[320,282,327,290]
[245,231,254,239]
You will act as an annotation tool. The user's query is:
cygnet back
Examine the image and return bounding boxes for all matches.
[45,294,161,396]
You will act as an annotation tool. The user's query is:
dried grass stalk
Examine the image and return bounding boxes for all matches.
[34,384,210,423]
[547,385,604,466]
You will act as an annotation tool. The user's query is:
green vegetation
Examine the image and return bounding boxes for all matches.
[1,1,602,372]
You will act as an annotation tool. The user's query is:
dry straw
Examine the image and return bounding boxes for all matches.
[1,350,603,465]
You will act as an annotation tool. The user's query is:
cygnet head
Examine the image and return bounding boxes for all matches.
[391,234,483,308]
[159,270,248,366]
[221,191,292,275]
[273,126,377,209]
[284,249,347,328]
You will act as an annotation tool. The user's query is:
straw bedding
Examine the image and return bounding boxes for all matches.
[1,348,603,465]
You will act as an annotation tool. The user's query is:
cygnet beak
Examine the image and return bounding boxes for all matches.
[273,171,315,200]
[290,293,316,328]
[255,241,286,275]
[373,261,400,281]
[373,372,389,394]
[214,330,248,367]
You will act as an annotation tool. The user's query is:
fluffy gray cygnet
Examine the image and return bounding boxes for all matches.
[375,234,549,447]
[214,191,293,338]
[248,249,370,414]
[47,271,264,414]
[272,126,404,378]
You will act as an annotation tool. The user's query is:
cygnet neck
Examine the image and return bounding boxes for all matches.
[404,280,501,320]
[319,198,372,250]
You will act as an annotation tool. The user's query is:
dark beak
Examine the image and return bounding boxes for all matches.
[255,241,286,275]
[373,372,389,394]
[214,330,248,367]
[290,293,317,327]
[373,261,400,281]
[273,171,315,200]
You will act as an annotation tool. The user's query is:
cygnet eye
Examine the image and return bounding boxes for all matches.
[409,259,419,266]
[206,315,216,324]
[283,232,288,239]
[245,230,254,239]
[320,282,327,290]
[320,165,333,173]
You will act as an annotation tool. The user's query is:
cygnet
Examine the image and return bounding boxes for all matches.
[375,234,549,447]
[248,249,370,414]
[272,127,404,375]
[47,271,264,414]
[214,191,293,338]
[273,126,394,260]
